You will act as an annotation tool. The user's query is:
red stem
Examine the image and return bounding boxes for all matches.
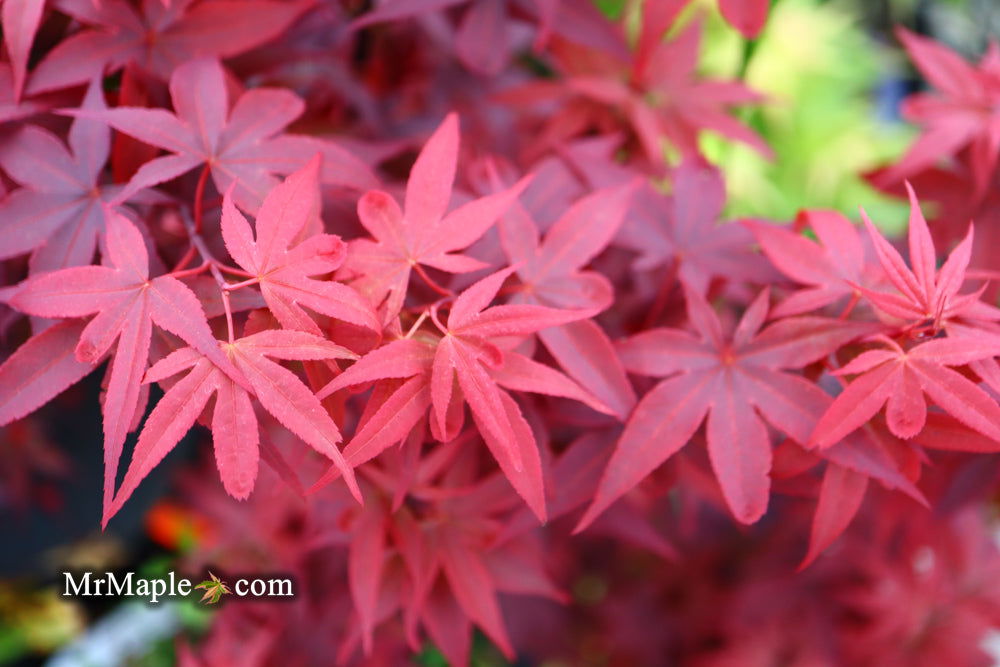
[223,277,261,291]
[171,244,198,273]
[169,262,211,280]
[413,262,453,296]
[837,291,860,320]
[215,262,255,278]
[180,209,236,342]
[193,164,211,234]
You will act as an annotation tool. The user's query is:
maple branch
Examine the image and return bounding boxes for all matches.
[172,244,198,273]
[180,209,236,343]
[216,263,255,278]
[170,262,211,280]
[412,262,453,296]
[222,291,235,344]
[193,164,211,234]
[429,302,449,333]
[223,277,261,291]
[404,310,430,339]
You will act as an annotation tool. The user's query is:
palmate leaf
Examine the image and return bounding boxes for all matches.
[809,336,1000,447]
[541,7,771,168]
[194,572,231,604]
[343,113,529,325]
[66,58,377,213]
[579,287,879,529]
[0,78,130,274]
[876,28,1000,198]
[8,208,245,520]
[333,439,566,666]
[106,329,361,525]
[315,268,608,521]
[500,181,638,419]
[620,163,775,294]
[747,209,869,317]
[29,0,314,94]
[856,183,990,330]
[220,156,380,334]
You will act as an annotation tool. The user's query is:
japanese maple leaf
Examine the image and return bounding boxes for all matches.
[1,0,45,101]
[857,183,1000,334]
[875,29,1000,199]
[426,266,604,478]
[519,7,769,168]
[747,209,873,317]
[618,162,775,294]
[342,113,528,325]
[0,319,93,427]
[502,182,635,311]
[28,0,313,94]
[0,79,137,274]
[194,572,231,604]
[105,329,361,524]
[220,156,379,334]
[338,441,563,665]
[351,0,622,75]
[315,268,608,520]
[809,335,1000,448]
[67,57,377,212]
[578,286,876,528]
[499,182,638,419]
[8,208,243,517]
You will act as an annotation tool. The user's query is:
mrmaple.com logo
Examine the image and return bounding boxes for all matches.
[62,570,294,604]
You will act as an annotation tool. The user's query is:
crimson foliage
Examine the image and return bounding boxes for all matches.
[2,1,1000,664]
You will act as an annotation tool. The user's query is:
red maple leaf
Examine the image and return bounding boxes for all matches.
[28,0,313,94]
[579,286,876,527]
[876,28,1000,200]
[499,180,638,419]
[0,78,147,274]
[508,7,770,168]
[7,207,243,517]
[106,328,361,524]
[314,267,607,520]
[747,209,875,318]
[620,162,775,295]
[809,335,1000,447]
[219,155,379,334]
[856,183,1000,335]
[66,57,376,212]
[336,438,564,665]
[342,113,528,325]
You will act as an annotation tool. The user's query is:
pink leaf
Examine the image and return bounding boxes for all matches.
[799,464,868,569]
[0,320,94,426]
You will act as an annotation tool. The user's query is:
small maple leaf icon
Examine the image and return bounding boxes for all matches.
[194,572,232,605]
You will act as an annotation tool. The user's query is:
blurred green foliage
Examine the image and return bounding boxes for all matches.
[697,0,913,231]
